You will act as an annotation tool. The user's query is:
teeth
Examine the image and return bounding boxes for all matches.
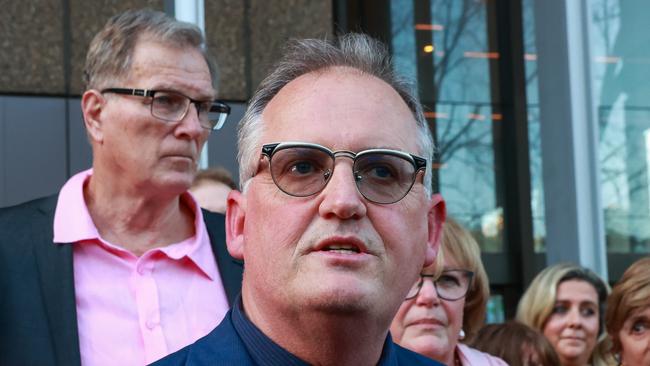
[324,245,360,253]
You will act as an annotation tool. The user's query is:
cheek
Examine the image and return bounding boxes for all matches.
[197,130,210,146]
[585,317,600,336]
[620,333,650,359]
[444,301,465,333]
[373,210,427,262]
[543,318,561,340]
[245,190,312,250]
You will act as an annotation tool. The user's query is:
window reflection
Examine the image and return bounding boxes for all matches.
[591,0,650,253]
[522,0,546,252]
[390,0,503,252]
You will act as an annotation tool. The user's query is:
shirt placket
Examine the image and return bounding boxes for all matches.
[134,258,167,363]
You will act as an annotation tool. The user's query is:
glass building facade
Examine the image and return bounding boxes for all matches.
[339,0,650,315]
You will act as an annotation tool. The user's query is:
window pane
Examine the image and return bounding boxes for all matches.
[522,0,546,252]
[390,0,503,252]
[590,0,650,253]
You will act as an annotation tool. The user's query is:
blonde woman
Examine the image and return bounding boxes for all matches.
[391,218,506,365]
[517,263,609,366]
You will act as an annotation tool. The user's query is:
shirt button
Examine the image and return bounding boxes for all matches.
[146,318,159,330]
[138,263,154,275]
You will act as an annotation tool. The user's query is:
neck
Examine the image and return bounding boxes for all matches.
[560,356,589,366]
[243,291,390,366]
[85,172,195,256]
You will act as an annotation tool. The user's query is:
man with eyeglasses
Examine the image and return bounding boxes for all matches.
[0,9,241,366]
[154,33,446,366]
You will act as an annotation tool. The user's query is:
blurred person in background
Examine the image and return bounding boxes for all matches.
[391,218,507,365]
[604,256,650,366]
[470,320,561,366]
[517,263,609,366]
[190,167,237,214]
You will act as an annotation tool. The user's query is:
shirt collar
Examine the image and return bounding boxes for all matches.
[156,193,218,281]
[231,295,400,366]
[53,168,98,243]
[52,168,217,281]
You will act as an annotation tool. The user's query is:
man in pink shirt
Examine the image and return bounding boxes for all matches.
[0,9,242,366]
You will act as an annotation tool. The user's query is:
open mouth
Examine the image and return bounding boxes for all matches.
[312,237,368,256]
[320,244,361,254]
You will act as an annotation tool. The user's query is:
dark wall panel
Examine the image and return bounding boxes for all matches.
[67,99,92,175]
[207,102,245,185]
[1,96,67,207]
[0,98,5,206]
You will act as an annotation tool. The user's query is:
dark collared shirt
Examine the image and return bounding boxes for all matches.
[231,297,308,365]
[232,296,414,366]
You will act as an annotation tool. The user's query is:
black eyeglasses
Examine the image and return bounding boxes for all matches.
[101,88,230,130]
[259,142,427,204]
[405,269,474,301]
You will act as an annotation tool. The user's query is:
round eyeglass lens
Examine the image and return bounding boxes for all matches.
[269,146,333,197]
[434,270,472,300]
[354,152,416,204]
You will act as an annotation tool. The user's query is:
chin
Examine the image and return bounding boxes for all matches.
[304,286,377,315]
[405,338,449,361]
[557,349,586,363]
[153,173,194,193]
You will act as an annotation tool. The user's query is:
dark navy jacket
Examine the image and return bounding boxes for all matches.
[152,299,444,366]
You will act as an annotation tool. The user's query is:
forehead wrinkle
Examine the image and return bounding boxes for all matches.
[129,47,215,99]
[262,72,419,152]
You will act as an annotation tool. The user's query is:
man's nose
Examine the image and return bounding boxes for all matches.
[318,159,367,219]
[175,103,206,138]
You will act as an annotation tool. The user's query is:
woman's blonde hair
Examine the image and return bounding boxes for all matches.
[435,217,490,339]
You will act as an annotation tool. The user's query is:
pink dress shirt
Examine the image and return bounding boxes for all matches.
[457,344,510,366]
[53,169,230,366]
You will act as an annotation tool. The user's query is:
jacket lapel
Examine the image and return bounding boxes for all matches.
[34,196,82,366]
[203,209,243,306]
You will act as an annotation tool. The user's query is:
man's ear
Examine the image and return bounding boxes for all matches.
[424,193,446,268]
[225,189,246,260]
[81,89,105,143]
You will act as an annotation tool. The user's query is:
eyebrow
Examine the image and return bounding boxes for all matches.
[150,83,216,100]
[553,299,598,307]
[628,314,650,323]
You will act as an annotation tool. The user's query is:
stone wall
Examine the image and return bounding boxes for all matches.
[0,0,332,100]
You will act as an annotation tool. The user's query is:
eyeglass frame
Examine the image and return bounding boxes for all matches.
[405,269,475,302]
[258,141,428,204]
[101,88,231,130]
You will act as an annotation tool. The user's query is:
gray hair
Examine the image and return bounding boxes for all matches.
[83,8,217,90]
[237,33,435,195]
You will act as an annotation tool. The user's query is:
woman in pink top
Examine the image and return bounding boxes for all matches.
[391,218,508,366]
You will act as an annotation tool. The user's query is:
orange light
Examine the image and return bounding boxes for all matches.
[491,113,503,121]
[424,111,449,119]
[464,51,500,59]
[415,23,444,31]
[423,45,434,53]
[467,113,485,121]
